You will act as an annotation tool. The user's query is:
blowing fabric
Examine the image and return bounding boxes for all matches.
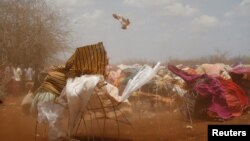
[31,91,57,114]
[168,64,249,120]
[37,101,66,141]
[168,64,201,84]
[121,62,161,102]
[65,75,101,136]
[65,42,109,78]
[21,91,34,115]
[218,77,249,117]
[193,75,232,119]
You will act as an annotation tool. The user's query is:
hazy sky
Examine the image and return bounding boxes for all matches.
[50,0,250,63]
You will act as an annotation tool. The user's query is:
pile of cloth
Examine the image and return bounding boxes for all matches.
[168,64,249,120]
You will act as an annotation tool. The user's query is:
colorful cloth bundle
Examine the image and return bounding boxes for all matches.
[168,64,249,120]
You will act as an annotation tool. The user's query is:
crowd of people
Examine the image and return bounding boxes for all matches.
[0,63,44,99]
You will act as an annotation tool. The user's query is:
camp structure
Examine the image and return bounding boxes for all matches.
[22,42,160,141]
[168,64,249,121]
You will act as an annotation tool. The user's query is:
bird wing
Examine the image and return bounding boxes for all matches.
[113,13,130,29]
[125,18,130,25]
[112,13,121,20]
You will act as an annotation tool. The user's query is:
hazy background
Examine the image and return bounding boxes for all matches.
[49,0,250,64]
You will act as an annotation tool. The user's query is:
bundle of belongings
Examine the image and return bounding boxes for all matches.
[168,64,249,121]
[195,63,231,80]
[22,42,160,141]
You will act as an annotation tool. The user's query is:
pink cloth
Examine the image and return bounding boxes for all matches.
[230,66,250,75]
[168,64,249,120]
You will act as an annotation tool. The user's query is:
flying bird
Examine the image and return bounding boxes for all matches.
[112,13,130,30]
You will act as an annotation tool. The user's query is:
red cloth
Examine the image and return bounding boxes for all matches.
[218,77,249,117]
[168,64,200,83]
[168,64,249,120]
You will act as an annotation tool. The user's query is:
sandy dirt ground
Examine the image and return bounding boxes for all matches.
[0,94,250,141]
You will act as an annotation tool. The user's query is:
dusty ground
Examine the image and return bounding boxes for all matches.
[0,94,250,141]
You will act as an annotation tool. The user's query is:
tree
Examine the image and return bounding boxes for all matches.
[0,0,68,67]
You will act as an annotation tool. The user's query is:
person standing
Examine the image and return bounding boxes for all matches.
[25,66,33,82]
[24,65,34,92]
[12,64,23,95]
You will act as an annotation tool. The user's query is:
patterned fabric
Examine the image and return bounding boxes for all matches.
[36,42,109,97]
[38,70,66,96]
[65,42,109,78]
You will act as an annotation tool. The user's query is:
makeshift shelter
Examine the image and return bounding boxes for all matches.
[34,42,108,99]
[168,64,249,120]
[24,42,160,141]
[30,42,111,140]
